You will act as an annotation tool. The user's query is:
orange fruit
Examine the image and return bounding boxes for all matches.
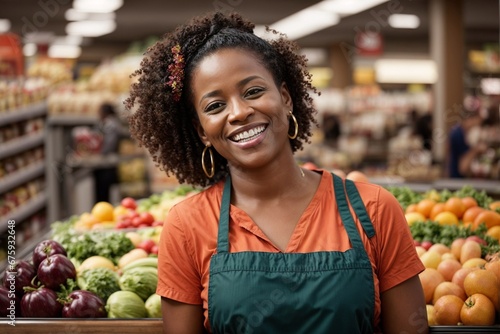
[484,259,500,283]
[91,201,115,222]
[419,268,445,304]
[489,200,500,212]
[416,199,437,219]
[462,206,484,225]
[405,203,418,214]
[433,295,463,325]
[486,226,500,242]
[463,268,500,310]
[461,197,478,210]
[444,197,466,219]
[450,238,466,260]
[437,258,462,282]
[433,281,466,304]
[429,202,446,221]
[452,267,479,291]
[473,210,500,230]
[433,211,459,226]
[461,293,496,326]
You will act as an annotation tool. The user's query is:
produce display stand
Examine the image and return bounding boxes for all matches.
[0,319,162,333]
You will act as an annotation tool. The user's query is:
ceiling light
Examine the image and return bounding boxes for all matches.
[388,14,420,29]
[0,19,11,32]
[48,44,82,59]
[317,0,389,16]
[73,0,123,13]
[52,35,83,46]
[270,8,339,40]
[23,43,37,57]
[65,8,115,21]
[375,59,437,84]
[66,20,116,37]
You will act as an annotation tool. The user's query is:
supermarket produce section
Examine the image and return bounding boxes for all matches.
[2,183,500,332]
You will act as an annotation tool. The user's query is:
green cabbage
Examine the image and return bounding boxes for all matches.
[145,293,162,318]
[105,291,147,318]
[77,267,121,303]
[119,267,158,301]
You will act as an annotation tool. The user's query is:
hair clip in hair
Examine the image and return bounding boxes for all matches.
[166,44,185,102]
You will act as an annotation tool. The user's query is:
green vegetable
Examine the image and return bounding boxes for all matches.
[386,186,423,210]
[105,291,147,318]
[77,268,121,303]
[52,228,134,265]
[119,267,158,301]
[145,293,162,318]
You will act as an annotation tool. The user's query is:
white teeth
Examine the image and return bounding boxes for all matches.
[232,125,265,142]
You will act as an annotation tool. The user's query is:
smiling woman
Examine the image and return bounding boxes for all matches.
[125,11,428,334]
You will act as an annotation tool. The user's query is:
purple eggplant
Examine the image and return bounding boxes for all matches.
[32,240,67,269]
[2,260,35,296]
[21,286,62,317]
[0,286,17,317]
[37,254,76,291]
[61,290,107,318]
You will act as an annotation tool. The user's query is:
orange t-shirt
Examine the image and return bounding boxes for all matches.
[156,170,424,331]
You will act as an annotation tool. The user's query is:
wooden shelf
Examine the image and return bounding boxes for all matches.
[0,319,163,333]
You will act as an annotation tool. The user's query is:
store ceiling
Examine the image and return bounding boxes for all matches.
[1,0,499,63]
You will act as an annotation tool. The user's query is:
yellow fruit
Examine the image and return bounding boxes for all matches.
[405,212,426,226]
[426,304,437,326]
[114,205,129,218]
[461,258,487,269]
[78,256,116,273]
[91,201,115,222]
[433,211,459,225]
[420,250,442,269]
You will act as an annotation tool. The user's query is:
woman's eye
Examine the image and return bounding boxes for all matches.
[205,102,224,113]
[245,87,264,97]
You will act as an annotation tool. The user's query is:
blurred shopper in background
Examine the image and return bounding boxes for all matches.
[447,106,485,178]
[93,103,127,202]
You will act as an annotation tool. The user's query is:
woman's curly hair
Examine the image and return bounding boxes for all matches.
[125,11,319,187]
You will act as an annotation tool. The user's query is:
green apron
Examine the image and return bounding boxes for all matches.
[208,173,376,333]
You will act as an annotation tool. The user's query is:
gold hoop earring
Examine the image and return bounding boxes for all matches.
[288,110,298,140]
[202,145,215,178]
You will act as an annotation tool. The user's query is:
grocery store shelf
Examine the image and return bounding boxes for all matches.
[0,132,44,160]
[0,102,47,127]
[47,114,98,126]
[65,153,145,169]
[0,161,45,194]
[0,192,47,234]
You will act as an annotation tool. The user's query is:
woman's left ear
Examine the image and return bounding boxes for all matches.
[193,119,209,144]
[280,82,293,110]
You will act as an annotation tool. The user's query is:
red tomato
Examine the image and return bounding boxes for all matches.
[139,212,155,226]
[150,245,159,255]
[137,240,156,253]
[131,217,142,228]
[121,197,137,210]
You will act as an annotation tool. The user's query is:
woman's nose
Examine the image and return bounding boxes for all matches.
[227,99,253,122]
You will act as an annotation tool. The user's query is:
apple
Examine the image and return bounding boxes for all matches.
[121,197,137,210]
[150,245,159,255]
[420,240,433,251]
[466,235,487,246]
[137,239,156,254]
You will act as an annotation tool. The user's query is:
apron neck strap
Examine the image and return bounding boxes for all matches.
[333,173,365,250]
[217,177,232,253]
